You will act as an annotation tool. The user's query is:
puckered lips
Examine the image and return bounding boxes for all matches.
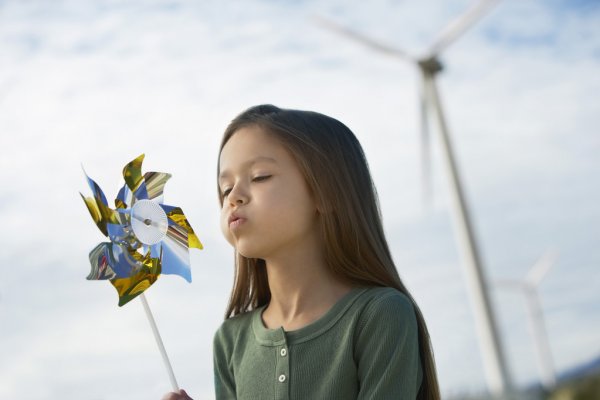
[228,212,246,230]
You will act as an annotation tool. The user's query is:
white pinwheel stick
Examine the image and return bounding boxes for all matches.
[140,293,180,391]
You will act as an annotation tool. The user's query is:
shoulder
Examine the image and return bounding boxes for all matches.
[213,307,258,349]
[355,286,418,334]
[359,286,416,316]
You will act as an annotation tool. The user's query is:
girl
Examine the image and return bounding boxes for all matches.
[163,105,440,399]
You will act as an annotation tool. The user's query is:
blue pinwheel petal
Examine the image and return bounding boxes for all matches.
[133,181,149,201]
[160,204,176,214]
[150,243,162,259]
[159,221,192,282]
[109,243,144,278]
[117,180,150,207]
[106,208,137,246]
[84,172,109,206]
[107,221,125,241]
[116,183,132,209]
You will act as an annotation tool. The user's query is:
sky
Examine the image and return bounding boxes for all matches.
[0,0,599,398]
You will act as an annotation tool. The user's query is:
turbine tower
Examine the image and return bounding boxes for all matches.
[497,249,558,390]
[315,0,512,396]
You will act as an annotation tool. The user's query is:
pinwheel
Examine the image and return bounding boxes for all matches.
[80,154,202,390]
[81,154,202,306]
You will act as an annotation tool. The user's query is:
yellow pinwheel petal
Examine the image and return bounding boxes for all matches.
[188,232,203,250]
[166,207,203,249]
[108,248,162,306]
[114,198,127,209]
[81,193,105,235]
[80,193,120,236]
[111,271,159,307]
[123,154,145,194]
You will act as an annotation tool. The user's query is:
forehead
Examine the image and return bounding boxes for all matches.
[218,125,289,177]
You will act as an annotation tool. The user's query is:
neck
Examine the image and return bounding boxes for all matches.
[261,243,353,329]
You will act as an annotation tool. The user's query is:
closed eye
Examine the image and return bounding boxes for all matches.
[221,176,271,199]
[253,175,271,182]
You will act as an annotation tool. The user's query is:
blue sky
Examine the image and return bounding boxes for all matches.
[0,0,599,398]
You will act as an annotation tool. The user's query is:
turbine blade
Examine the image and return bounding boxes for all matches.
[526,249,558,286]
[312,14,415,62]
[425,0,502,57]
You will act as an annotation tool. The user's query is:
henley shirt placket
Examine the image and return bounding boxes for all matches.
[274,334,290,400]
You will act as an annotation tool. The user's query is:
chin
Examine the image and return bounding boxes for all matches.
[236,247,262,259]
[234,240,267,260]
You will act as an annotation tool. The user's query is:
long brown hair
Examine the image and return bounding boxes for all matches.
[217,104,440,400]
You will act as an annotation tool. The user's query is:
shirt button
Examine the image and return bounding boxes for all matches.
[278,374,286,383]
[280,348,287,357]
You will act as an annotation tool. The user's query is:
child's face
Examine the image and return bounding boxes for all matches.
[218,125,319,260]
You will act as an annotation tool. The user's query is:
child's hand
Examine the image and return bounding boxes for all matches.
[161,388,193,400]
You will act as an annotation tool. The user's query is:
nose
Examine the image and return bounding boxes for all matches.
[228,184,248,206]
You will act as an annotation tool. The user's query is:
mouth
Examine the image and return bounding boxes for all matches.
[228,214,246,228]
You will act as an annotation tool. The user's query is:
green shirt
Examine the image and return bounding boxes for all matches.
[213,286,423,399]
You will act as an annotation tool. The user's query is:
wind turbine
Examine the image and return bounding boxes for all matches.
[496,249,558,391]
[314,0,513,396]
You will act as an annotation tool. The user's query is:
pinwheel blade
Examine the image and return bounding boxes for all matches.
[161,226,192,282]
[87,242,117,280]
[116,171,171,209]
[157,204,200,282]
[81,193,108,236]
[109,247,161,306]
[84,173,108,205]
[111,266,160,306]
[81,171,120,236]
[106,209,138,247]
[123,154,149,201]
[145,172,172,203]
[162,205,203,250]
[116,182,132,209]
[104,243,137,277]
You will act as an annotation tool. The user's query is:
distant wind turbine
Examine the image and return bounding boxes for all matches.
[496,249,558,390]
[314,0,512,396]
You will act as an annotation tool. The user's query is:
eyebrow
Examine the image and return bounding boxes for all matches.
[219,156,278,181]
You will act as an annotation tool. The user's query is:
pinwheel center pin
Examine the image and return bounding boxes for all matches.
[131,199,169,245]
